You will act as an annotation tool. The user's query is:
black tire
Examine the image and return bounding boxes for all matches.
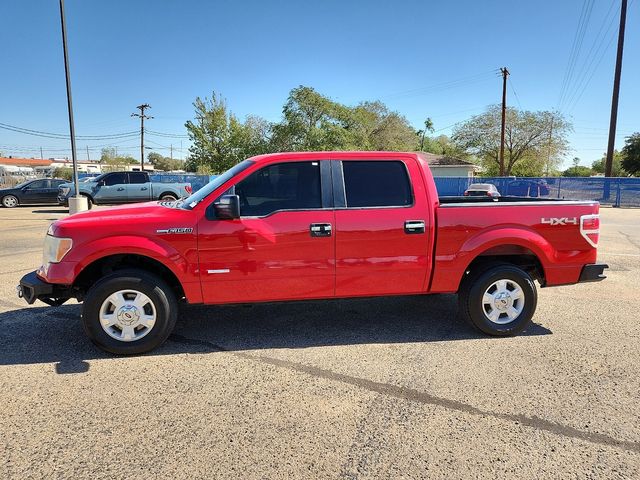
[159,193,177,201]
[458,264,537,336]
[2,195,19,208]
[82,269,177,355]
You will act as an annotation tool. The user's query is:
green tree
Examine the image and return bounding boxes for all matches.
[562,159,592,177]
[621,132,640,176]
[421,134,469,158]
[52,167,73,180]
[147,152,183,171]
[185,93,272,173]
[452,106,570,176]
[99,147,138,167]
[591,151,626,177]
[270,86,418,152]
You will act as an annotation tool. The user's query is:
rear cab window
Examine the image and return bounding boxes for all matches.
[342,161,413,208]
[128,172,148,184]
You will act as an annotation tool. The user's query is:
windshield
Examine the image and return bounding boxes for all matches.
[180,160,254,209]
[12,180,32,189]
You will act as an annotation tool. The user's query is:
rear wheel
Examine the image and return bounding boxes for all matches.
[82,269,177,354]
[160,193,177,201]
[458,264,537,336]
[2,195,19,208]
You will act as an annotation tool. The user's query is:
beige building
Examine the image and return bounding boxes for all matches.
[418,152,478,177]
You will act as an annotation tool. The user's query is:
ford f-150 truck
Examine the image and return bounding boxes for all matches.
[18,152,607,354]
[57,171,192,208]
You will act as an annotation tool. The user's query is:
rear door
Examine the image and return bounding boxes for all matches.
[332,157,431,296]
[197,159,335,303]
[127,172,152,202]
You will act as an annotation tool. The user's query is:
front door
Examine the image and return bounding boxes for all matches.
[98,172,129,203]
[21,180,50,204]
[332,158,432,296]
[197,160,335,303]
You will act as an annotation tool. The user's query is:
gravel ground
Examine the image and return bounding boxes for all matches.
[0,204,638,479]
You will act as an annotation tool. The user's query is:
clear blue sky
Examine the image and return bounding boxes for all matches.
[1,0,638,169]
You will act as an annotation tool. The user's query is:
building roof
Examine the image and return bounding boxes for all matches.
[416,152,475,167]
[0,157,53,167]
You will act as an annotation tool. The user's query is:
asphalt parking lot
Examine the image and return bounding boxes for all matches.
[0,205,639,479]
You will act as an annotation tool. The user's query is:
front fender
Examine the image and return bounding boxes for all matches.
[68,235,192,281]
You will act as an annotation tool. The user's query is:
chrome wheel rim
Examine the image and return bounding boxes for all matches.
[3,196,17,207]
[99,289,157,342]
[482,279,525,324]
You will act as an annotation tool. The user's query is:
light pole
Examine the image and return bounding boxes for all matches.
[59,0,87,213]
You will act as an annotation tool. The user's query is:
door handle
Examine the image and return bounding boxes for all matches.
[141,187,148,190]
[117,187,125,191]
[404,220,425,234]
[310,223,332,237]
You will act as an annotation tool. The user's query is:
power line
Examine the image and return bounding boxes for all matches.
[508,77,523,110]
[146,129,189,139]
[0,121,139,139]
[382,70,500,100]
[558,0,595,109]
[562,1,621,112]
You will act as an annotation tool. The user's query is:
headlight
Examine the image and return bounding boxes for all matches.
[60,187,70,195]
[42,234,73,264]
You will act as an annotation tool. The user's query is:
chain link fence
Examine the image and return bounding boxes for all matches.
[434,177,640,207]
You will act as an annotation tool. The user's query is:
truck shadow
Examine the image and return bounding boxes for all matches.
[0,294,551,373]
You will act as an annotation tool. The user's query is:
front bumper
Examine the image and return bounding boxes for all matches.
[17,270,74,306]
[578,263,608,283]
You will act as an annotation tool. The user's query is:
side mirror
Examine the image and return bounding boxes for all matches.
[96,180,104,187]
[213,194,240,219]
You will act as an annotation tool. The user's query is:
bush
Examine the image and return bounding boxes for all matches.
[52,167,74,181]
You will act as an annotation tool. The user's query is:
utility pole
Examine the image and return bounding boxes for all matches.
[131,104,153,171]
[605,0,627,178]
[170,144,173,160]
[546,114,555,176]
[499,67,509,176]
[86,145,90,161]
[59,0,85,212]
[40,147,43,160]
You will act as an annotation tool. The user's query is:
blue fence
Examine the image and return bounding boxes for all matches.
[434,176,640,208]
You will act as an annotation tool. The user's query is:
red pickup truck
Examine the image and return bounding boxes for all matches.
[18,152,607,354]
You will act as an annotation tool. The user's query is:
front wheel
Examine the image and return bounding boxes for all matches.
[82,269,177,354]
[2,195,19,208]
[458,264,537,336]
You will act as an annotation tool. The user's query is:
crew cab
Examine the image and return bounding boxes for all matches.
[18,152,607,354]
[57,171,192,208]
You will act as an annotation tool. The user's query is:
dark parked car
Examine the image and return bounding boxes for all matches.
[0,178,69,208]
[506,180,550,198]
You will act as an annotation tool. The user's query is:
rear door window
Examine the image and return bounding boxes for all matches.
[128,172,148,184]
[342,161,412,208]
